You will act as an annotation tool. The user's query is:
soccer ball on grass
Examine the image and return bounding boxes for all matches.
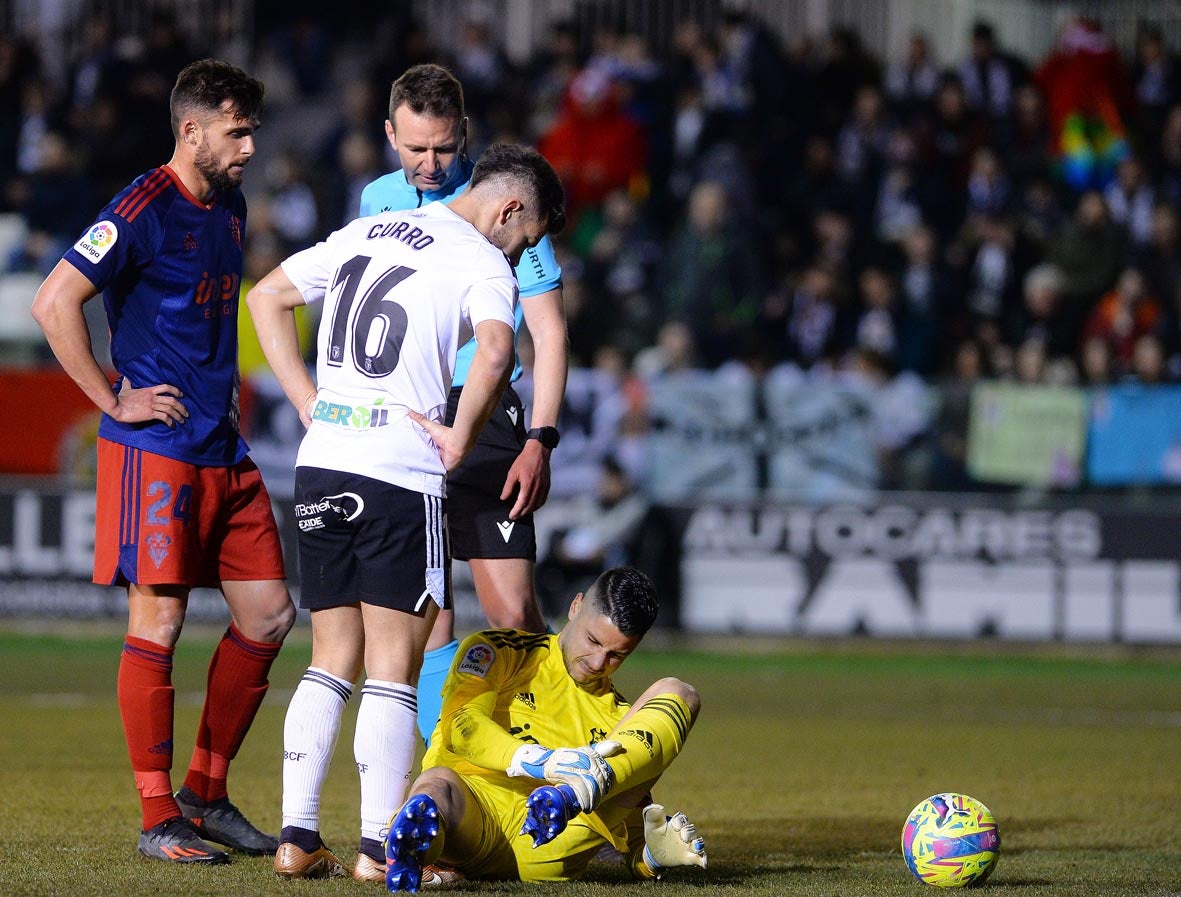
[901,792,1000,887]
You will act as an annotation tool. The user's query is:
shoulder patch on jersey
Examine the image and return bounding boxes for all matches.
[74,220,119,264]
[457,642,495,678]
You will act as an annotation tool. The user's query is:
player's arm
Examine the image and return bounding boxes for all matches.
[409,318,513,472]
[245,265,318,427]
[442,658,615,805]
[31,260,188,426]
[504,285,569,519]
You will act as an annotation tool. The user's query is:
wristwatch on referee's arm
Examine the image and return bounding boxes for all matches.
[526,426,560,450]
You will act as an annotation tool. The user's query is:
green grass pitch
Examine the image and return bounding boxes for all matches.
[0,623,1178,896]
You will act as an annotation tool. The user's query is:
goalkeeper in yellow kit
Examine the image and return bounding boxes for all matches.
[380,566,707,890]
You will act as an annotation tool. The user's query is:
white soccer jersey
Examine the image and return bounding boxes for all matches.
[281,202,518,496]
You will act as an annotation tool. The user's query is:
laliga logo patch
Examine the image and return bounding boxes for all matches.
[75,220,118,263]
[146,532,172,569]
[457,643,495,678]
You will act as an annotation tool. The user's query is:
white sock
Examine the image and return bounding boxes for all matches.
[354,679,418,843]
[282,667,352,831]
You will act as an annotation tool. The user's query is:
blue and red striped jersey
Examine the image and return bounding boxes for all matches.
[64,166,249,466]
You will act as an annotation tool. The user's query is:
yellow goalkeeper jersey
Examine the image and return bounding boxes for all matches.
[423,629,634,849]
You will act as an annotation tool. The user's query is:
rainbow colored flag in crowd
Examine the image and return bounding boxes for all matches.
[1037,19,1132,191]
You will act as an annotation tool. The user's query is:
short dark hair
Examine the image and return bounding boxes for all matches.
[388,63,465,122]
[170,58,263,137]
[583,566,659,638]
[470,143,567,235]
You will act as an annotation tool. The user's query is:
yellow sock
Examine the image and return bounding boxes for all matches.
[607,694,693,790]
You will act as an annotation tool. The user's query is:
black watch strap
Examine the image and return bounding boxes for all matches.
[526,426,560,449]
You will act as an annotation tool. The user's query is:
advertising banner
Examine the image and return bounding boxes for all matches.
[676,500,1181,643]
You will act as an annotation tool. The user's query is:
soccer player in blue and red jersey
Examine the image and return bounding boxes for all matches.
[31,59,296,865]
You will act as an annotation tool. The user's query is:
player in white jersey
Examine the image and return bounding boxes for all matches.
[244,143,567,881]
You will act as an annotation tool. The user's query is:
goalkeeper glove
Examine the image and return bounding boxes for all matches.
[507,741,622,812]
[638,804,707,877]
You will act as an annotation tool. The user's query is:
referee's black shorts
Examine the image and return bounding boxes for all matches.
[444,384,537,562]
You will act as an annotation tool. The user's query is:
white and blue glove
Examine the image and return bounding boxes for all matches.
[508,741,622,812]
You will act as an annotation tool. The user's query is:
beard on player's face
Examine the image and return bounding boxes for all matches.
[195,140,246,192]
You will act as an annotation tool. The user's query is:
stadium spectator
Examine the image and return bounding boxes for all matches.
[1002,84,1054,191]
[1131,331,1170,383]
[894,224,951,374]
[959,20,1027,125]
[1013,336,1049,384]
[836,84,891,218]
[29,58,295,866]
[1015,171,1065,253]
[1049,190,1125,308]
[1132,23,1181,173]
[1004,262,1076,360]
[4,131,93,275]
[381,566,706,890]
[915,75,987,235]
[260,149,318,251]
[770,264,847,368]
[813,26,880,137]
[0,36,44,201]
[931,338,988,490]
[633,320,699,379]
[1157,104,1181,205]
[537,457,650,607]
[1083,267,1163,376]
[1137,203,1181,307]
[851,266,900,361]
[538,65,649,227]
[1078,335,1115,386]
[1104,154,1155,247]
[658,179,766,367]
[884,31,941,125]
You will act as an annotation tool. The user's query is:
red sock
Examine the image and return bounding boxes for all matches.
[184,623,281,802]
[118,636,179,830]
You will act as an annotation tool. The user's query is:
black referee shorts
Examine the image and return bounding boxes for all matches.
[444,385,537,562]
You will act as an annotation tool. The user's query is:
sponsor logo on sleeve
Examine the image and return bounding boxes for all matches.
[457,643,495,678]
[74,221,118,263]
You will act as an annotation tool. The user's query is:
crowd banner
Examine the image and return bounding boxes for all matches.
[967,382,1088,487]
[645,370,759,501]
[1087,384,1181,486]
[763,371,882,500]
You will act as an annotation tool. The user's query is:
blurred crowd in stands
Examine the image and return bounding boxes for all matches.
[5,5,1181,499]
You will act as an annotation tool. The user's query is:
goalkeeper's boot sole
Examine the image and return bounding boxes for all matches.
[385,794,440,892]
[521,783,581,848]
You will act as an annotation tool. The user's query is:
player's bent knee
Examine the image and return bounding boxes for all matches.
[412,767,465,816]
[653,677,701,719]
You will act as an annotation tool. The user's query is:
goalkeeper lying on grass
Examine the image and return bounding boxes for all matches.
[379,566,708,892]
